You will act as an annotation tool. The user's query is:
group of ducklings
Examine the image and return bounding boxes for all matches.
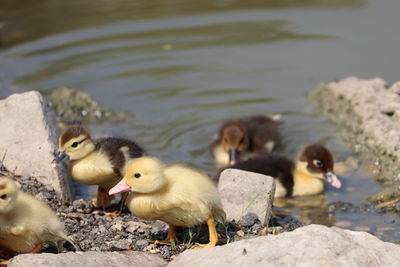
[0,114,342,264]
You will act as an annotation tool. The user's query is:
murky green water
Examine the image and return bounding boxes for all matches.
[1,0,400,242]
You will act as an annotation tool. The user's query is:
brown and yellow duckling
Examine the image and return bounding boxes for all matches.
[0,176,76,265]
[227,143,341,197]
[109,157,226,249]
[52,125,144,214]
[211,115,281,166]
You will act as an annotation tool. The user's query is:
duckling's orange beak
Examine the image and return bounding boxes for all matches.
[228,149,240,165]
[325,171,341,188]
[109,179,131,195]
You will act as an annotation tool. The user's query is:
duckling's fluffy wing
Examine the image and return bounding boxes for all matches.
[161,165,226,225]
[96,137,144,176]
[0,192,68,253]
[17,193,68,243]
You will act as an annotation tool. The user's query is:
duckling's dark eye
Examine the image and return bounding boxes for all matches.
[313,160,323,168]
[134,173,141,178]
[0,194,7,200]
[71,142,79,148]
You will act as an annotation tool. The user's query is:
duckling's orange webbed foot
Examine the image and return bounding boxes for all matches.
[30,243,43,254]
[104,210,122,217]
[0,259,9,266]
[190,216,218,250]
[150,225,178,246]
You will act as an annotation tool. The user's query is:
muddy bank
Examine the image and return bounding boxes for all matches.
[308,77,400,206]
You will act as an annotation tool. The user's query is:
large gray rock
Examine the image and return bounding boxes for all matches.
[168,224,400,267]
[308,77,400,181]
[0,91,73,201]
[217,169,275,225]
[9,251,166,267]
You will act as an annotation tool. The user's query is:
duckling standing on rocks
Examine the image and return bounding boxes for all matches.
[211,115,281,166]
[0,176,76,265]
[228,143,341,197]
[108,157,226,249]
[52,125,144,215]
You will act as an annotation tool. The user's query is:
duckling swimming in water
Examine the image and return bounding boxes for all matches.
[227,143,341,197]
[52,125,144,214]
[211,115,281,166]
[0,176,76,265]
[109,157,226,249]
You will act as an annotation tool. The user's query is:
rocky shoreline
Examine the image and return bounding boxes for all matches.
[308,77,400,182]
[308,77,400,208]
[2,87,400,266]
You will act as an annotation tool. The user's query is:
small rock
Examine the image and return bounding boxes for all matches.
[335,221,352,228]
[240,213,260,227]
[67,212,85,220]
[267,226,283,235]
[125,221,152,233]
[160,246,171,259]
[135,240,149,251]
[110,239,132,251]
[110,222,123,232]
[218,169,275,226]
[236,230,245,237]
[354,226,371,232]
[99,225,107,233]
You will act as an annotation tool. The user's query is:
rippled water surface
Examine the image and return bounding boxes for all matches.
[1,0,400,241]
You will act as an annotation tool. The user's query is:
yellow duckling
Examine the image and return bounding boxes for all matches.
[109,157,226,249]
[0,176,76,265]
[52,125,144,214]
[228,143,341,197]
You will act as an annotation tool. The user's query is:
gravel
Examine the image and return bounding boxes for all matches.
[5,173,305,261]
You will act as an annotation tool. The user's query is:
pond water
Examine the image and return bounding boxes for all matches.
[1,0,400,242]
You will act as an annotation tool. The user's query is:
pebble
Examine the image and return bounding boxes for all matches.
[135,239,149,250]
[236,230,245,237]
[335,221,353,228]
[125,221,151,233]
[240,213,259,227]
[267,226,283,235]
[354,226,371,232]
[110,239,131,251]
[110,222,123,231]
[161,246,171,259]
[376,227,393,232]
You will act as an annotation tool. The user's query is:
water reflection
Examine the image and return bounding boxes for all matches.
[275,194,336,226]
[0,0,364,47]
[12,20,335,86]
